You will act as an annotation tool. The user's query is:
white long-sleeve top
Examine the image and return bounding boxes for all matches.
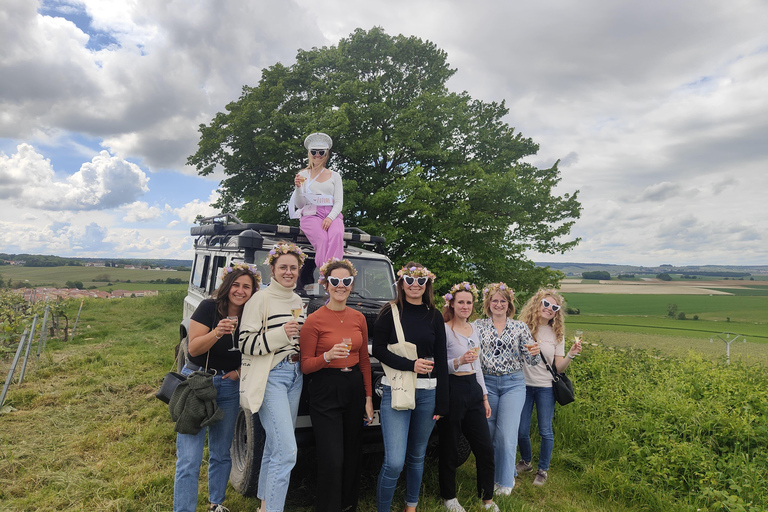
[294,168,344,220]
[444,322,487,395]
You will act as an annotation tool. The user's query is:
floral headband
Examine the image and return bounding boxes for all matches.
[220,262,262,287]
[482,282,512,301]
[396,265,436,282]
[318,257,357,282]
[443,282,479,303]
[264,242,307,266]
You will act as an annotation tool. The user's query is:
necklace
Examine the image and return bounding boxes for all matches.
[326,305,348,323]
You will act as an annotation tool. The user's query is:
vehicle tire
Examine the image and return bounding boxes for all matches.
[229,408,266,496]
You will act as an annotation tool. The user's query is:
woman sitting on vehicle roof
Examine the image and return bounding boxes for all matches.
[289,132,345,265]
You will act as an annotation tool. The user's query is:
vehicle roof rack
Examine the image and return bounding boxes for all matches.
[191,214,386,252]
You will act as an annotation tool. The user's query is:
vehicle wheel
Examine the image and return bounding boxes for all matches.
[230,408,265,496]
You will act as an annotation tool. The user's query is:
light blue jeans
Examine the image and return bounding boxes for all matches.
[377,386,437,511]
[257,359,303,512]
[518,385,556,471]
[174,367,240,512]
[484,371,526,488]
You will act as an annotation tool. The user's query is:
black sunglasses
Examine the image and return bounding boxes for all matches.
[328,276,354,287]
[541,299,561,312]
[402,276,428,286]
[310,149,326,156]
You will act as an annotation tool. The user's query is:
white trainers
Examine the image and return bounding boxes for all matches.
[484,502,500,512]
[444,498,467,512]
[494,480,514,496]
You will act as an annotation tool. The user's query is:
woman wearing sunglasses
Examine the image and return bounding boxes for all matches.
[516,289,581,487]
[289,132,345,264]
[473,282,540,495]
[299,258,373,512]
[373,263,449,512]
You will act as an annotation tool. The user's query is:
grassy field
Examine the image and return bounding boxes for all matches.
[2,292,767,511]
[0,265,190,288]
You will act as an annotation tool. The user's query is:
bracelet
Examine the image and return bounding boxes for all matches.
[567,354,575,359]
[213,328,222,340]
[323,352,331,363]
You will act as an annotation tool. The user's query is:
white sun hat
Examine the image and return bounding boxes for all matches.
[304,132,333,150]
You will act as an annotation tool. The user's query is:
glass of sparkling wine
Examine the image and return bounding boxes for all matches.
[575,330,583,343]
[341,337,352,372]
[424,357,434,379]
[468,341,480,371]
[290,307,302,340]
[227,316,239,351]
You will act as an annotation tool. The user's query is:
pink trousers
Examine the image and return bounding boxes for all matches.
[300,206,344,266]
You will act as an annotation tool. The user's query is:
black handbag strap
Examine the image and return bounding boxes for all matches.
[542,352,561,380]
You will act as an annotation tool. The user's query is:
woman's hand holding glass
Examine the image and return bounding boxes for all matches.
[324,342,351,361]
[294,174,306,187]
[414,358,434,374]
[283,319,300,338]
[460,349,479,368]
[524,341,541,356]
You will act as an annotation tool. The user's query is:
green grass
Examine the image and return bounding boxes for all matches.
[2,293,767,511]
[0,265,189,288]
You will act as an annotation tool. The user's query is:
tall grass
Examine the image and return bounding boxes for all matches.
[2,293,766,511]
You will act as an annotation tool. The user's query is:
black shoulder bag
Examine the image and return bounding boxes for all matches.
[543,354,575,406]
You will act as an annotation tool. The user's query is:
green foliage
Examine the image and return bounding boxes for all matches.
[668,303,679,317]
[657,273,673,281]
[677,311,686,320]
[65,280,84,290]
[583,271,610,280]
[188,27,581,293]
[557,347,768,511]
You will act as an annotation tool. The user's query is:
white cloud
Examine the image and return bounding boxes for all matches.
[170,190,220,224]
[0,143,149,210]
[122,201,163,222]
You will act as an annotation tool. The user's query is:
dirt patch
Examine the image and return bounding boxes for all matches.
[561,282,733,295]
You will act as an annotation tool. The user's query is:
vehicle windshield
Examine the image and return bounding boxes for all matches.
[242,250,396,301]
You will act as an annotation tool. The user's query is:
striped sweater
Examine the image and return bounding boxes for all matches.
[239,279,304,367]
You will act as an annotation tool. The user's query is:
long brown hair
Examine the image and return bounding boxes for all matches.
[442,289,475,323]
[212,268,260,320]
[518,288,566,344]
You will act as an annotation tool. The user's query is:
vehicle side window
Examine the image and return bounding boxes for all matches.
[192,255,210,289]
[208,256,227,293]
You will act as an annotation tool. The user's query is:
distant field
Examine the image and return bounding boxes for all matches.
[563,293,768,342]
[0,265,190,288]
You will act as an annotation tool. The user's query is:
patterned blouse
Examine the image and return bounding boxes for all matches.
[473,318,541,376]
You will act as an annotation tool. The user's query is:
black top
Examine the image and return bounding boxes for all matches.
[373,300,449,416]
[189,298,241,373]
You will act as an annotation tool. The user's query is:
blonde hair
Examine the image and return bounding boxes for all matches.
[481,283,515,318]
[306,149,330,172]
[518,288,566,344]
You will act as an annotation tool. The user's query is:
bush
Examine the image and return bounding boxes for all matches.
[693,315,699,321]
[566,307,580,315]
[667,303,678,317]
[583,271,611,280]
[677,311,686,320]
[657,273,673,281]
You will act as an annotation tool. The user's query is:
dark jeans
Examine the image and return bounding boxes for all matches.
[438,374,495,501]
[308,366,366,512]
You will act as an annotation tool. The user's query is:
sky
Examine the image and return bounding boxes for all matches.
[1,0,767,266]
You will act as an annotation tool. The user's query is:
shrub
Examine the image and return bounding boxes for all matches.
[677,311,686,320]
[693,315,699,321]
[566,307,580,315]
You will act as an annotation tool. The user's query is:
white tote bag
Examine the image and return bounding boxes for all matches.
[381,304,418,411]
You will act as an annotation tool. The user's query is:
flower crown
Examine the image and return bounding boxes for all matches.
[443,282,479,303]
[220,262,262,286]
[264,242,307,266]
[482,282,511,301]
[396,265,436,282]
[318,257,358,282]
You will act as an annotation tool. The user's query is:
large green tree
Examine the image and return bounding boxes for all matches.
[189,27,581,293]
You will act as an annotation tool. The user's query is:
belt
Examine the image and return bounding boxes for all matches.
[184,362,228,375]
[283,353,300,364]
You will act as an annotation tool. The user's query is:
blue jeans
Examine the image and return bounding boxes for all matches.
[174,367,240,512]
[484,371,526,488]
[377,386,437,511]
[257,359,303,512]
[518,385,556,471]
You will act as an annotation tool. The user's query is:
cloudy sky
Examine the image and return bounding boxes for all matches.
[1,0,766,266]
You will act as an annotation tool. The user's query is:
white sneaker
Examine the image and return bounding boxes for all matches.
[444,498,467,512]
[494,481,513,496]
[484,502,500,512]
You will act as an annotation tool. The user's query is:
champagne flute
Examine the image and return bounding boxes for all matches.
[290,307,302,341]
[424,357,434,379]
[341,337,352,372]
[575,330,583,343]
[227,316,239,351]
[468,340,480,371]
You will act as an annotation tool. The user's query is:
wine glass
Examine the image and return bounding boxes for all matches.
[341,337,352,372]
[468,339,480,371]
[290,307,302,340]
[227,316,239,351]
[575,330,583,343]
[424,357,434,379]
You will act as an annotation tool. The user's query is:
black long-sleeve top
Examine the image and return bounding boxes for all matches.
[373,300,449,416]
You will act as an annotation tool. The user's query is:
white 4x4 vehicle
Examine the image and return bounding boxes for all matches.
[179,214,397,496]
